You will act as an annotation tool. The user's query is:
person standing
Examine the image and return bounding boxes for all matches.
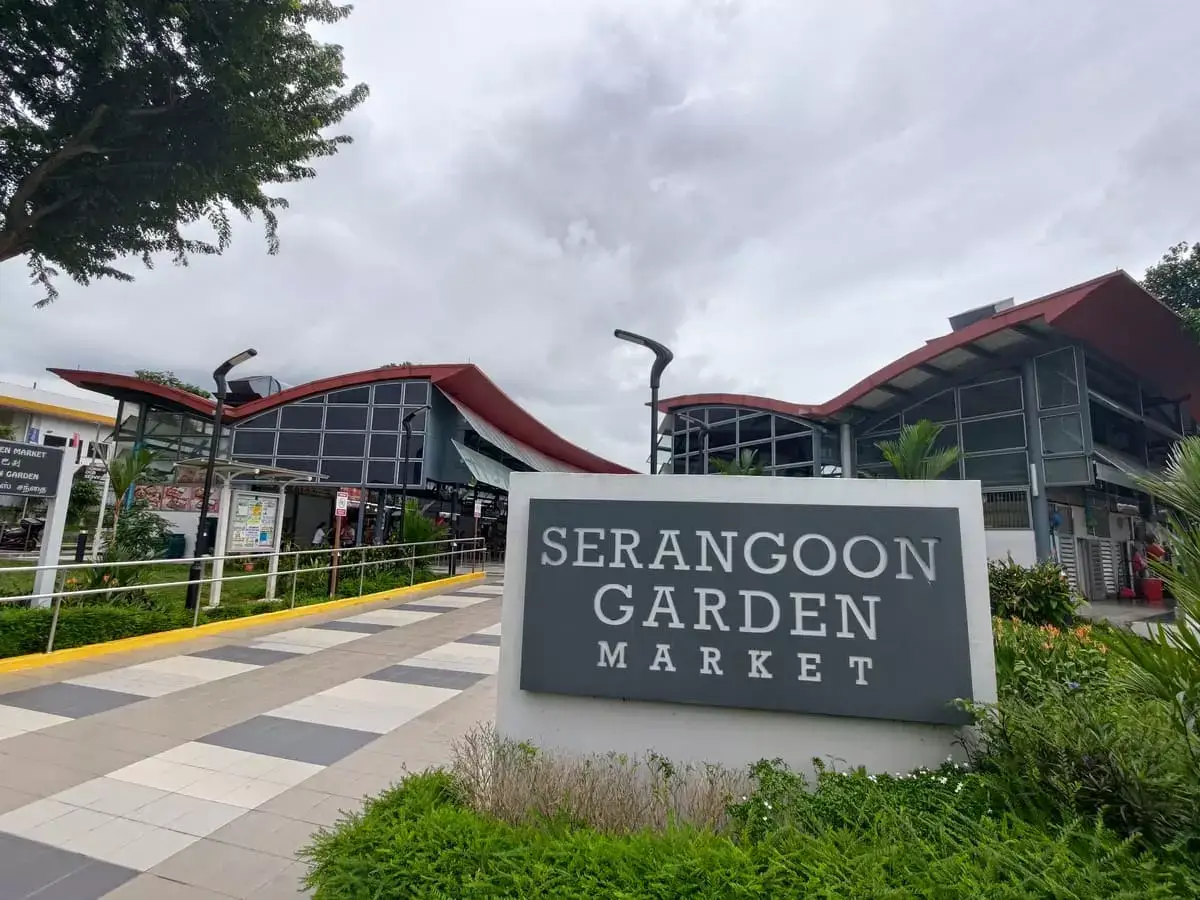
[312,522,327,547]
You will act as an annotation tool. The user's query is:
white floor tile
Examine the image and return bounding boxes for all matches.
[175,771,254,804]
[214,777,293,809]
[62,815,158,861]
[22,806,114,846]
[477,623,502,636]
[345,609,437,627]
[104,824,201,870]
[268,695,425,734]
[0,798,76,834]
[258,757,324,787]
[458,585,504,595]
[137,655,260,680]
[0,704,71,737]
[260,627,365,649]
[128,791,245,835]
[68,669,201,698]
[249,639,321,655]
[53,777,169,816]
[322,678,457,710]
[160,742,289,779]
[109,757,211,793]
[421,596,485,609]
[405,644,500,674]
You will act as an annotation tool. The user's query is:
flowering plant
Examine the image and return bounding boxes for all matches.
[993,617,1110,702]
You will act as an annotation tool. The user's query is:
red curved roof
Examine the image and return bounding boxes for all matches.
[662,271,1200,423]
[48,364,633,474]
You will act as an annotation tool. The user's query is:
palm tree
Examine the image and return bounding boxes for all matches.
[0,424,15,440]
[875,420,960,479]
[710,449,766,476]
[105,448,156,534]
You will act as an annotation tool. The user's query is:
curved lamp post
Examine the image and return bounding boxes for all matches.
[185,347,258,610]
[614,329,673,474]
[397,404,430,542]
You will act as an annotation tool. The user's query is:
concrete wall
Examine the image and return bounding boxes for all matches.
[984,529,1036,566]
[497,473,996,775]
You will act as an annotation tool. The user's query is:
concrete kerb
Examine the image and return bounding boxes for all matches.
[0,571,486,675]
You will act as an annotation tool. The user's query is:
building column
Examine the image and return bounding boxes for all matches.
[839,423,854,478]
[1021,360,1052,562]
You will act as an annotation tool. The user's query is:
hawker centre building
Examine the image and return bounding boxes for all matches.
[657,270,1200,602]
[51,363,633,557]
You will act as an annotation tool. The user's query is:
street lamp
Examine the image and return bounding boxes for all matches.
[185,348,258,610]
[397,404,430,543]
[674,409,711,474]
[614,329,674,474]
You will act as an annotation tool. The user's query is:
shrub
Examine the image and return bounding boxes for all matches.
[988,557,1079,626]
[302,765,1200,898]
[0,604,193,657]
[992,617,1111,702]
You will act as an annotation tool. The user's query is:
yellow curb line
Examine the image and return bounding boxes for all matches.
[0,571,487,676]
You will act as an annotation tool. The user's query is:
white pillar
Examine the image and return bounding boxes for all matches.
[32,452,76,608]
[91,469,110,560]
[839,423,854,478]
[265,483,288,599]
[208,478,233,607]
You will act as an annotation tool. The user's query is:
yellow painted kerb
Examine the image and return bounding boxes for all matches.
[0,571,486,675]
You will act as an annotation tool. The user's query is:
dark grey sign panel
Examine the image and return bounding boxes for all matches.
[520,498,972,725]
[0,440,64,498]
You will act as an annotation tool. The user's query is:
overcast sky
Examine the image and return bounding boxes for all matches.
[3,0,1199,468]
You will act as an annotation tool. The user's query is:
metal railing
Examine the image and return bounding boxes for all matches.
[0,536,486,654]
[982,488,1033,530]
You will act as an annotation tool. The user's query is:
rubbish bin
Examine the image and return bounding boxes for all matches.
[163,532,187,560]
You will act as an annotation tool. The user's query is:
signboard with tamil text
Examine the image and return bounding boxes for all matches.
[0,440,65,499]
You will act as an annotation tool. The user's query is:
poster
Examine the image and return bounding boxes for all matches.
[226,490,280,554]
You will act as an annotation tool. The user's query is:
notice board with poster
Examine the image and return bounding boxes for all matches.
[226,490,280,554]
[496,472,996,774]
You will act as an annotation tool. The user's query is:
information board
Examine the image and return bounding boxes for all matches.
[226,490,280,554]
[0,440,65,498]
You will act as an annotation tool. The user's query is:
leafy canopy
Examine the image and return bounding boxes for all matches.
[876,419,960,479]
[710,448,765,476]
[1142,241,1200,338]
[135,369,210,399]
[0,0,368,305]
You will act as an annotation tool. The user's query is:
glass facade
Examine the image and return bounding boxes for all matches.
[114,405,229,481]
[858,374,1029,486]
[668,407,835,476]
[230,379,430,487]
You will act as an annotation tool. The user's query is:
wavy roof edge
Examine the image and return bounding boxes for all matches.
[47,363,633,475]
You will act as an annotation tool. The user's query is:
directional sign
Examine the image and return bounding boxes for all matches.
[0,440,65,498]
[474,499,483,519]
[335,490,349,518]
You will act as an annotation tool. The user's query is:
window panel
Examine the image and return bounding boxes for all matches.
[367,460,397,484]
[322,432,366,458]
[402,407,428,432]
[774,434,814,466]
[686,453,704,474]
[404,381,431,404]
[276,457,319,473]
[320,459,363,484]
[371,407,401,432]
[706,407,738,425]
[276,431,321,456]
[1043,455,1091,485]
[960,414,1025,453]
[773,465,814,478]
[672,431,688,456]
[904,390,957,424]
[959,378,1022,419]
[300,394,325,405]
[865,415,901,434]
[329,387,370,405]
[738,415,772,443]
[707,419,737,449]
[400,434,425,459]
[324,406,368,431]
[280,405,324,430]
[145,411,183,435]
[1036,348,1079,409]
[964,451,1029,485]
[369,433,399,458]
[1041,413,1084,455]
[398,461,423,485]
[240,410,278,429]
[232,430,276,456]
[855,436,892,467]
[372,382,406,405]
[773,416,810,436]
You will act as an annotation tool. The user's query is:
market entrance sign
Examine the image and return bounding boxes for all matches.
[0,440,65,498]
[521,498,972,725]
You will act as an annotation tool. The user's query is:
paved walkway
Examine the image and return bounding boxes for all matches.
[0,575,504,899]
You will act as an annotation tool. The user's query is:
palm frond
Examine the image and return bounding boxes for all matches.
[876,420,960,479]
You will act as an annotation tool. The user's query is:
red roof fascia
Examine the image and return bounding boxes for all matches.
[47,369,218,417]
[660,392,821,419]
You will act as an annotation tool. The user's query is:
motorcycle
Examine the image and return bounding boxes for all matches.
[0,518,45,551]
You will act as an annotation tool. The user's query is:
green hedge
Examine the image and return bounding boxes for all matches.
[302,771,1200,899]
[0,565,446,658]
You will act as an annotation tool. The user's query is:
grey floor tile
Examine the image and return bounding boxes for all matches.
[365,664,486,690]
[389,603,449,614]
[101,874,229,899]
[199,716,377,767]
[187,646,301,667]
[0,683,140,719]
[456,633,501,647]
[0,833,136,900]
[149,838,296,898]
[306,620,391,635]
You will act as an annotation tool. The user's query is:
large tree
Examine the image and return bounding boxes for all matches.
[135,369,211,399]
[0,0,368,305]
[1142,241,1200,337]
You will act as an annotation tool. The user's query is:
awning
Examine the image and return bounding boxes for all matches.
[452,440,514,491]
[445,396,581,473]
[1093,446,1152,492]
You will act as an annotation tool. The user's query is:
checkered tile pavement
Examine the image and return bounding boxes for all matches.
[0,579,504,898]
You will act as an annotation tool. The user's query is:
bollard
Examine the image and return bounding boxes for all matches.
[74,531,88,563]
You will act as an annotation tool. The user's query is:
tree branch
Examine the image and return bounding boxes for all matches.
[4,105,109,232]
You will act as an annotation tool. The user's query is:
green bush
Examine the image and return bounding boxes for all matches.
[992,617,1112,702]
[302,768,1200,898]
[0,604,193,657]
[988,557,1080,626]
